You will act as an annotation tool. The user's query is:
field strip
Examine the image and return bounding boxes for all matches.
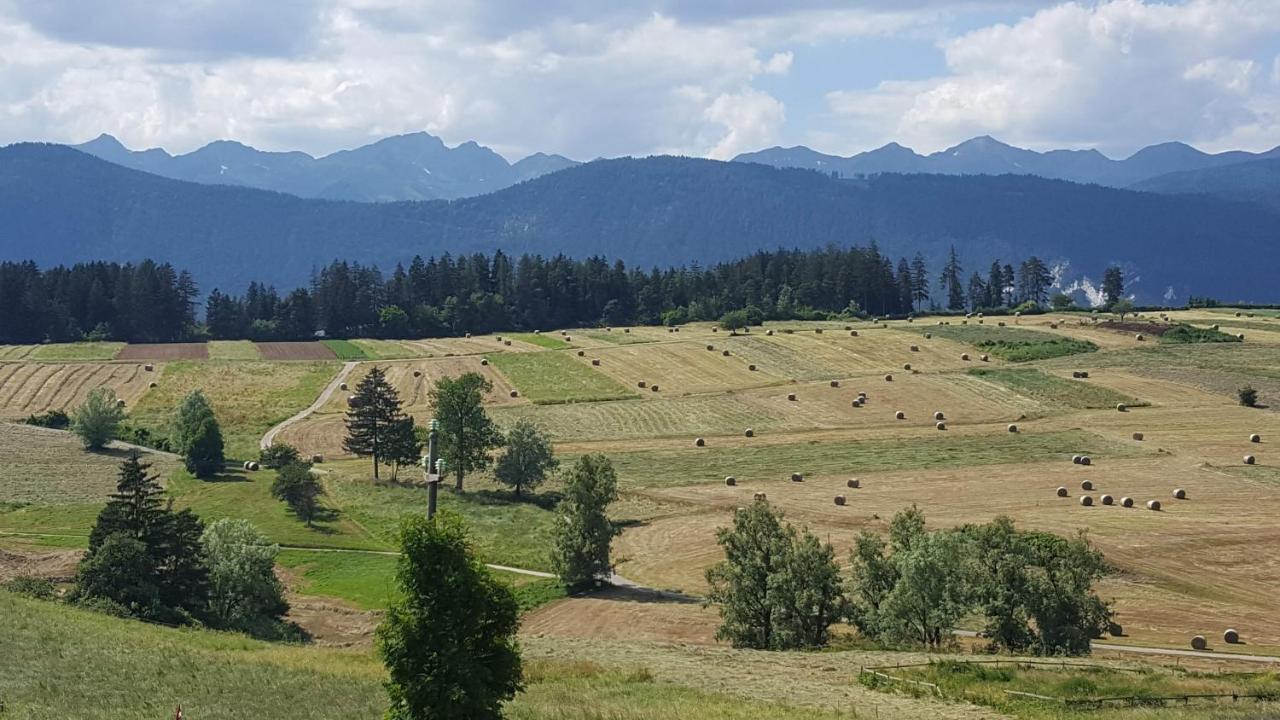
[260,361,358,450]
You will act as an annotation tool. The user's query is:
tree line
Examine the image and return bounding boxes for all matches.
[2,249,1127,344]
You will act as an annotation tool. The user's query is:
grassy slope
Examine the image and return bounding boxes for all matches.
[915,325,1097,361]
[27,342,126,361]
[510,333,572,350]
[604,430,1144,488]
[968,368,1143,409]
[487,352,634,404]
[1,593,848,720]
[321,339,370,360]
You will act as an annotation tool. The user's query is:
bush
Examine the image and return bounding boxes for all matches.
[271,461,322,525]
[202,519,290,636]
[70,388,126,450]
[1239,386,1259,407]
[23,409,70,429]
[115,424,172,452]
[3,575,56,600]
[259,442,302,469]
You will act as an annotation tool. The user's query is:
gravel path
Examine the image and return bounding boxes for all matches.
[260,361,359,450]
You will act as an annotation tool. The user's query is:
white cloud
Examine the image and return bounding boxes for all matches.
[824,0,1280,155]
[702,88,787,159]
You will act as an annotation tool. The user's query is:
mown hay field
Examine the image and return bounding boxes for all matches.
[0,361,157,419]
[0,423,176,506]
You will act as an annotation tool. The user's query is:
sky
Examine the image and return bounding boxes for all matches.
[1,0,1277,162]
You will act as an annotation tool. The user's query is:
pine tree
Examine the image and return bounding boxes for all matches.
[383,417,423,482]
[1102,266,1125,306]
[939,246,964,310]
[429,372,503,491]
[88,452,167,551]
[909,253,930,309]
[551,454,619,588]
[344,366,410,482]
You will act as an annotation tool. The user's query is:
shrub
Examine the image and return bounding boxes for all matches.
[70,388,125,450]
[271,461,322,525]
[3,575,56,600]
[1239,386,1259,407]
[23,409,70,429]
[201,519,290,636]
[551,455,619,588]
[259,442,302,470]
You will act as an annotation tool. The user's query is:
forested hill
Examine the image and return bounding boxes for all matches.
[2,143,1279,303]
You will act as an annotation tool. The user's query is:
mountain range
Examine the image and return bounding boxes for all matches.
[733,136,1280,189]
[3,143,1278,304]
[74,132,579,202]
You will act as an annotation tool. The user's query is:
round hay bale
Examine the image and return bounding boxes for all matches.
[787,393,797,401]
[834,495,846,506]
[851,399,863,408]
[650,385,659,392]
[1080,495,1094,507]
[1244,455,1256,465]
[933,411,945,421]
[814,328,823,334]
[748,364,757,371]
[998,321,1006,327]
[895,410,906,420]
[1250,433,1261,443]
[1080,456,1092,466]
[638,381,647,388]
[849,330,859,337]
[910,345,919,352]
[1121,496,1134,507]
[1101,494,1114,505]
[1237,333,1246,341]
[504,340,512,346]
[1116,403,1127,412]
[844,325,852,331]
[924,333,932,339]
[148,381,158,388]
[1212,324,1219,330]
[248,462,260,472]
[565,336,572,342]
[577,350,585,356]
[725,476,736,486]
[1079,370,1089,378]
[960,353,970,361]
[1080,479,1094,491]
[1224,628,1240,644]
[847,478,860,489]
[346,395,356,405]
[339,382,348,391]
[903,363,912,371]
[1147,499,1162,511]
[243,461,251,470]
[496,336,503,341]
[480,358,489,366]
[829,380,840,388]
[1072,455,1082,464]
[510,390,519,398]
[711,327,718,333]
[706,344,715,351]
[858,391,867,399]
[117,398,128,408]
[1072,371,1081,378]
[413,370,422,378]
[785,329,794,334]
[533,330,540,335]
[1173,488,1186,499]
[560,330,567,335]
[312,455,324,464]
[754,491,767,501]
[591,359,601,366]
[884,374,893,382]
[144,364,154,372]
[1015,311,1022,317]
[1007,423,1018,433]
[1135,333,1144,341]
[1132,432,1144,441]
[978,319,984,324]
[465,332,472,338]
[1050,323,1058,329]
[767,329,774,336]
[722,350,730,356]
[935,421,947,431]
[980,354,990,362]
[1056,486,1069,497]
[790,472,803,483]
[694,437,705,447]
[1191,635,1207,650]
[624,328,631,333]
[744,428,754,437]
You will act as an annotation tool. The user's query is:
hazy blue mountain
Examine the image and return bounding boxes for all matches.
[1130,158,1280,211]
[72,131,579,201]
[735,136,1280,188]
[3,143,1279,304]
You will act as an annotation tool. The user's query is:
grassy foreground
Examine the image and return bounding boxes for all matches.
[0,592,849,719]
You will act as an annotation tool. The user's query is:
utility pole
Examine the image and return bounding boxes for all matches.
[423,418,441,519]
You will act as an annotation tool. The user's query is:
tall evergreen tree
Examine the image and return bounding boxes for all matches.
[1102,266,1125,306]
[939,246,964,310]
[429,372,503,491]
[344,366,411,482]
[909,253,930,309]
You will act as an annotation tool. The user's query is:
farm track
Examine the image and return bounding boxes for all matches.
[260,362,359,450]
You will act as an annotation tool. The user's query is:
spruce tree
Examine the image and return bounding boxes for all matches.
[429,372,503,490]
[344,366,410,481]
[88,452,167,551]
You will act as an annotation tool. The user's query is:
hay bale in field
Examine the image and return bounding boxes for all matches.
[844,325,852,331]
[243,461,251,470]
[116,399,126,408]
[722,350,730,357]
[1135,333,1144,341]
[784,329,794,334]
[924,333,932,339]
[830,380,840,388]
[978,319,984,324]
[650,385,659,392]
[980,354,990,362]
[933,411,945,421]
[1116,403,1127,412]
[748,364,757,371]
[565,336,572,342]
[510,390,519,398]
[1237,333,1245,341]
[413,370,422,378]
[637,381,647,388]
[465,332,472,338]
[935,421,947,430]
[1080,456,1092,466]
[725,476,736,486]
[1080,479,1094,491]
[1244,455,1256,465]
[248,462,260,472]
[706,344,715,351]
[577,350,585,356]
[1080,495,1094,507]
[591,359,601,366]
[1131,431,1144,441]
[848,478,860,488]
[534,330,541,334]
[624,328,630,333]
[1147,499,1161,511]
[791,472,803,482]
[1056,486,1069,497]
[1224,629,1240,644]
[815,328,823,334]
[903,363,912,371]
[312,455,324,464]
[144,364,154,372]
[1072,455,1082,464]
[339,382,348,391]
[884,374,893,382]
[1050,323,1058,329]
[504,340,512,346]
[711,327,718,333]
[766,329,774,336]
[1191,635,1207,650]
[496,336,503,341]
[1250,433,1261,443]
[851,399,863,408]
[858,391,867,399]
[850,330,859,337]
[960,353,970,361]
[560,330,568,336]
[787,393,797,401]
[998,321,1006,327]
[1121,496,1134,508]
[1008,423,1018,433]
[910,345,919,352]
[754,492,767,501]
[1101,494,1114,505]
[744,428,754,437]
[834,495,846,506]
[695,437,705,447]
[1173,488,1186,499]
[480,358,489,366]
[895,410,905,420]
[148,381,158,388]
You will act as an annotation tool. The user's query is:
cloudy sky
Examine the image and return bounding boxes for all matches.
[1,0,1277,161]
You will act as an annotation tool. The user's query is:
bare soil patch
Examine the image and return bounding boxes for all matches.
[256,342,338,361]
